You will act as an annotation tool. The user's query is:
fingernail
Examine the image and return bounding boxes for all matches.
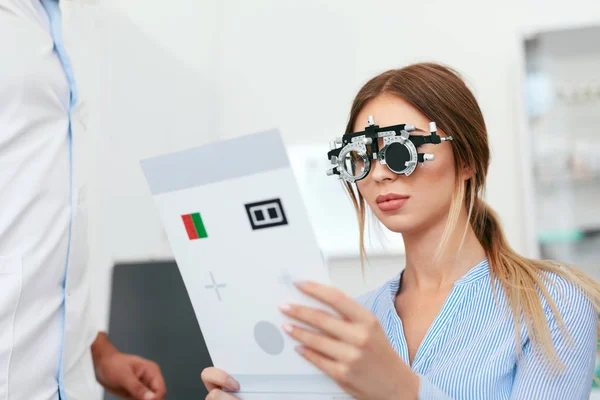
[279,303,291,312]
[282,323,293,333]
[226,377,240,391]
[143,391,156,400]
[295,345,305,355]
[294,281,307,289]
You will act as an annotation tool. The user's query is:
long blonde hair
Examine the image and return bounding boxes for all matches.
[344,62,600,369]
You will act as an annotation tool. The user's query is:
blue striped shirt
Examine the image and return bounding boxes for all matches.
[356,258,597,399]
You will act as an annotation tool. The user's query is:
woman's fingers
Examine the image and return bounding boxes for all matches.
[206,388,241,400]
[283,322,357,363]
[280,303,351,340]
[280,303,376,347]
[200,367,240,392]
[294,281,373,322]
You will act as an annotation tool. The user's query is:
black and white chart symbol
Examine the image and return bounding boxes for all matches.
[244,198,288,230]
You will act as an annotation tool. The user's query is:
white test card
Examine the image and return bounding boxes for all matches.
[140,130,353,398]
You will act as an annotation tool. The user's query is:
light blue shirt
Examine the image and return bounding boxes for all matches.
[357,258,597,399]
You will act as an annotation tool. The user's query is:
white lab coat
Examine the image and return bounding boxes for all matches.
[0,0,99,399]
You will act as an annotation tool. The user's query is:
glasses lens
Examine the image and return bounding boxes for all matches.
[384,142,411,174]
[342,150,367,179]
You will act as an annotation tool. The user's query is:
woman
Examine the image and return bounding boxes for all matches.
[201,63,600,399]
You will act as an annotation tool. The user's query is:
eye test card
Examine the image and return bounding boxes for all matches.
[140,129,353,399]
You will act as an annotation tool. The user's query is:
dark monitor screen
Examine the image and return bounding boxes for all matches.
[105,260,212,399]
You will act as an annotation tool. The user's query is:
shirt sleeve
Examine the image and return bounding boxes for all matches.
[510,277,597,400]
[418,374,452,399]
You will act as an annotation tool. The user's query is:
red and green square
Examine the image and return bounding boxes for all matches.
[181,212,208,240]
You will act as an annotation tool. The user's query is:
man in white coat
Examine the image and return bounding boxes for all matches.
[0,1,167,399]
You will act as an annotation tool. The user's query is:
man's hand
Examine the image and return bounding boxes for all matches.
[92,333,167,400]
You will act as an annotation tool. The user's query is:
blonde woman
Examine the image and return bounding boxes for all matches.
[201,63,599,399]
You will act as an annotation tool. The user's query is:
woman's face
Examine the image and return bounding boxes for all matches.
[354,94,459,235]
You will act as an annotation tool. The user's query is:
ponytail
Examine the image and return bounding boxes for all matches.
[470,196,600,369]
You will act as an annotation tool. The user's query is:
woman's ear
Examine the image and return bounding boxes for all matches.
[461,165,475,181]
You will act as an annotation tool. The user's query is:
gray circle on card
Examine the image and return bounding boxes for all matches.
[254,321,284,355]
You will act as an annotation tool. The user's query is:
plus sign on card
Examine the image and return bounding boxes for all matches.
[141,130,353,399]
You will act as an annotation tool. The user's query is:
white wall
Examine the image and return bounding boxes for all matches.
[63,0,222,331]
[523,0,600,35]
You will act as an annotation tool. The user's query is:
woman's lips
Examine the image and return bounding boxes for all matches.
[375,193,410,212]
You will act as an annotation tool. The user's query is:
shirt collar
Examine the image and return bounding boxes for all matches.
[455,257,490,285]
[387,257,490,297]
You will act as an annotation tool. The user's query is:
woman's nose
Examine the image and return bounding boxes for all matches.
[370,158,397,183]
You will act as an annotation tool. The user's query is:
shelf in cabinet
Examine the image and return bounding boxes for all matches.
[537,226,600,244]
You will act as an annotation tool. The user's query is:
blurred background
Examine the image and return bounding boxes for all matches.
[59,0,600,397]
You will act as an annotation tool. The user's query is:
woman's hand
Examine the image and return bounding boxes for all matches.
[279,281,420,400]
[200,367,241,399]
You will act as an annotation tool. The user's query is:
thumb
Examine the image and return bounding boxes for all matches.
[122,374,156,400]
